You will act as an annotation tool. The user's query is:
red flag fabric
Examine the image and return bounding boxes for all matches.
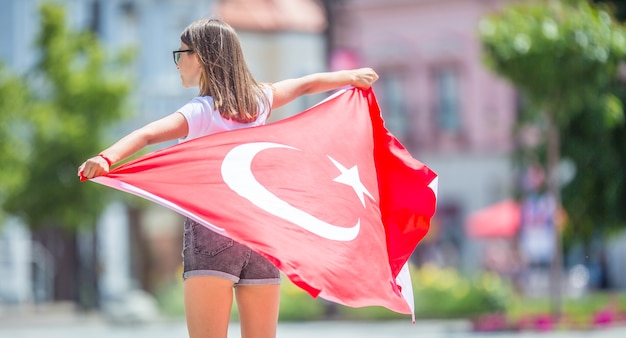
[89,88,438,316]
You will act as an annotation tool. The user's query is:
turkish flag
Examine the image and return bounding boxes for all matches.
[88,88,438,317]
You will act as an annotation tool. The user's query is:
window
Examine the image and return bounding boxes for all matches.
[378,72,408,141]
[434,67,461,132]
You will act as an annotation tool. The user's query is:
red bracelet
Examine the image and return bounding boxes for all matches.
[98,153,112,167]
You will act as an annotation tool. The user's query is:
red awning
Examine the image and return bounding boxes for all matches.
[465,199,520,238]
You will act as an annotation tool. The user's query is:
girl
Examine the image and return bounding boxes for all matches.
[78,18,378,338]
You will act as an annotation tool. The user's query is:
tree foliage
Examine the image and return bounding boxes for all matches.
[0,66,33,210]
[594,0,626,21]
[0,3,133,230]
[479,0,626,239]
[561,1,626,241]
[559,86,626,242]
[480,0,626,123]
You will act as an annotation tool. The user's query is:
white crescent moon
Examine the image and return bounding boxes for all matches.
[221,142,360,241]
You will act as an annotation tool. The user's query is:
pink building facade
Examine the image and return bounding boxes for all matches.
[331,0,516,154]
[329,0,519,269]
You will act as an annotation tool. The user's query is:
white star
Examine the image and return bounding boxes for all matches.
[328,156,374,208]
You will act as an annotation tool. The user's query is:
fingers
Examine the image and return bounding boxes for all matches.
[352,68,379,89]
[365,68,379,84]
[370,70,379,83]
[77,156,110,180]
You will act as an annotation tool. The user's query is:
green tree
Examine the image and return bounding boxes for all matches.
[594,0,626,20]
[1,3,132,230]
[479,0,626,316]
[561,0,626,241]
[0,66,32,217]
[559,3,626,240]
[0,3,133,308]
[559,87,626,244]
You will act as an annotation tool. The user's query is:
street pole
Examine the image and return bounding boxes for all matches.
[546,112,562,319]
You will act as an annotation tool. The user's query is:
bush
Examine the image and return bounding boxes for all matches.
[154,274,328,321]
[155,265,513,321]
[280,264,513,321]
[412,264,512,319]
[154,278,186,318]
[277,277,327,321]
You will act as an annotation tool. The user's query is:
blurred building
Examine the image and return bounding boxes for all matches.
[0,0,326,311]
[216,0,328,120]
[324,0,519,271]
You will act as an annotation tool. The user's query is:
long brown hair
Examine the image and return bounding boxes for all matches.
[180,19,269,123]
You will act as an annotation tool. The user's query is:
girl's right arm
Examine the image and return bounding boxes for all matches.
[78,112,188,179]
[271,68,378,109]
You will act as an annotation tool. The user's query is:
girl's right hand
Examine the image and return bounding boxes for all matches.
[78,155,110,180]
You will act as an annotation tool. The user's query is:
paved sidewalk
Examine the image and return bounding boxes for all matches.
[3,318,626,338]
[3,304,626,338]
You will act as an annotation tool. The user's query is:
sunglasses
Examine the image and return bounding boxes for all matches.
[172,49,193,65]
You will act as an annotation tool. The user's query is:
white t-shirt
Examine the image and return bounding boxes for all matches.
[177,86,273,143]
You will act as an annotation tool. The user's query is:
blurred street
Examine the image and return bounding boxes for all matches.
[2,303,626,338]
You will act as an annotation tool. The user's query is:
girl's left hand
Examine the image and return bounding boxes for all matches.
[350,68,379,89]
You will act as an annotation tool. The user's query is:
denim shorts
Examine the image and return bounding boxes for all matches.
[182,218,281,286]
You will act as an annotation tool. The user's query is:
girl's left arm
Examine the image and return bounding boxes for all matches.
[270,68,378,109]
